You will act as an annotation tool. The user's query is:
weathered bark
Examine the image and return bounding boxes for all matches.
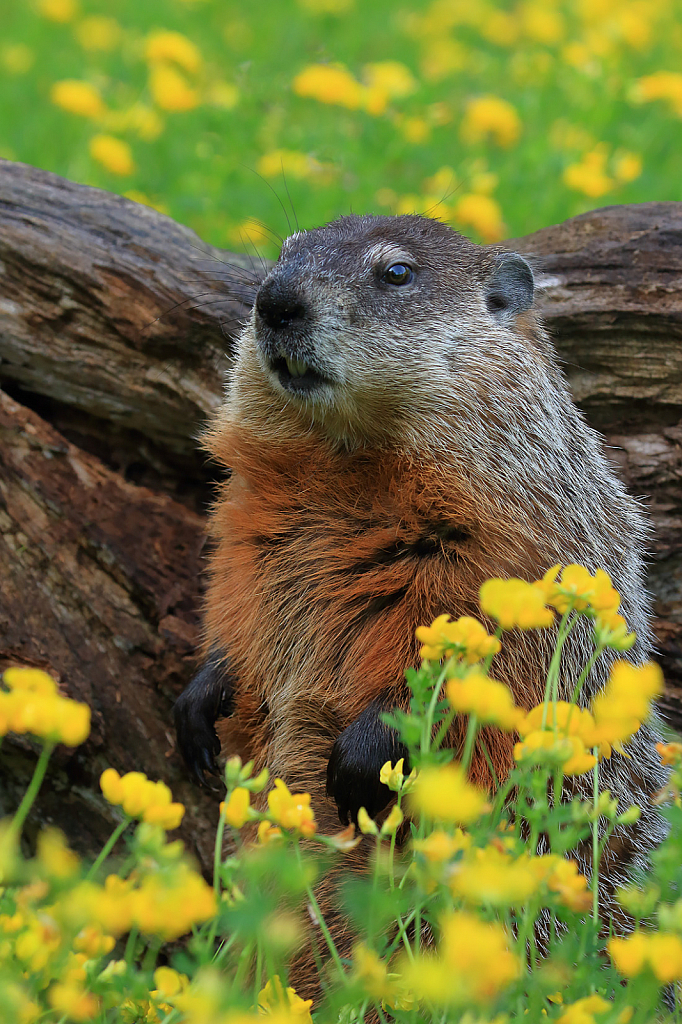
[0,160,680,870]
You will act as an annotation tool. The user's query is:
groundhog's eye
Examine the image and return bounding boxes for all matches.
[381,263,414,286]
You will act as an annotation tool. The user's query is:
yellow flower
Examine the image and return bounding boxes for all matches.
[153,966,188,997]
[556,994,613,1024]
[99,769,185,829]
[412,828,471,861]
[657,741,682,767]
[416,614,501,663]
[609,930,682,982]
[293,63,365,110]
[647,932,682,982]
[450,845,539,905]
[608,932,649,976]
[545,857,591,911]
[632,71,682,116]
[75,16,122,51]
[3,666,58,695]
[363,60,416,99]
[1,670,91,745]
[420,39,467,82]
[257,149,318,180]
[144,30,202,74]
[518,701,610,756]
[400,116,431,143]
[460,95,521,148]
[258,977,313,1021]
[446,672,522,731]
[229,218,271,248]
[381,805,404,836]
[257,820,283,844]
[545,564,621,615]
[613,151,642,183]
[149,65,200,112]
[89,135,135,176]
[74,924,115,958]
[380,758,405,790]
[451,193,505,243]
[48,982,98,1021]
[401,911,519,1005]
[564,147,614,198]
[590,660,663,748]
[37,828,80,879]
[131,864,216,940]
[352,943,392,1000]
[267,779,316,835]
[480,577,554,630]
[515,730,597,776]
[408,764,488,825]
[357,806,378,835]
[593,609,636,651]
[38,0,78,23]
[220,787,250,828]
[521,4,565,44]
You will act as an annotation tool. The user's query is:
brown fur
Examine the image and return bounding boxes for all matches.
[206,422,549,807]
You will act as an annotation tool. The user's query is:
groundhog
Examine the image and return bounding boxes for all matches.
[174,213,667,941]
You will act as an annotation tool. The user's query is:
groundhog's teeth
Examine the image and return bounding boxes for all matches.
[285,357,308,378]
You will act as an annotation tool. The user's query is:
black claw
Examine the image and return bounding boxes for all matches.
[326,696,407,826]
[173,648,235,786]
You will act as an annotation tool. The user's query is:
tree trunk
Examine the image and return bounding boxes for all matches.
[1,159,680,870]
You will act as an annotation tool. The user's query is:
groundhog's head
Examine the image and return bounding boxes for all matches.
[231,214,543,449]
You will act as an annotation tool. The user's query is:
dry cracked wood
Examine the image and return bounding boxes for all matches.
[0,160,680,869]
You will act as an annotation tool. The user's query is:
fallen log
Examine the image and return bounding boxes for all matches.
[0,159,680,869]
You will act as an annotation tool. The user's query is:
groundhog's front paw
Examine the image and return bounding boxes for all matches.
[173,651,234,787]
[326,699,408,825]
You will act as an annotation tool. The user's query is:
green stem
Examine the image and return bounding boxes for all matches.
[124,925,140,966]
[460,714,479,773]
[87,818,129,879]
[592,750,600,923]
[295,842,348,983]
[569,644,604,707]
[541,610,576,729]
[421,662,451,757]
[253,942,263,1006]
[142,938,161,973]
[204,807,228,953]
[214,807,227,897]
[432,707,456,751]
[9,743,53,837]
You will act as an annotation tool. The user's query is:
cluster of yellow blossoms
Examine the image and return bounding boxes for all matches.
[351,910,520,1011]
[100,768,185,830]
[220,775,317,839]
[449,845,590,912]
[414,564,662,779]
[610,930,682,983]
[0,667,90,747]
[47,23,237,181]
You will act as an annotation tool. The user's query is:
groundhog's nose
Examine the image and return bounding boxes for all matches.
[255,275,308,331]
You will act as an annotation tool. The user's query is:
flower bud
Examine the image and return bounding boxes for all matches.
[357,807,378,836]
[380,805,404,836]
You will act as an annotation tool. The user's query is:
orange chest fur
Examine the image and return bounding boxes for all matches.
[203,448,482,728]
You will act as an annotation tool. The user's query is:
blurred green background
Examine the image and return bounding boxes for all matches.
[2,0,681,256]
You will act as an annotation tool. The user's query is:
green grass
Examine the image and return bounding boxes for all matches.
[2,0,682,257]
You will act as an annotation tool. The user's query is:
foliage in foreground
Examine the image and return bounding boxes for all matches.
[2,0,682,252]
[2,563,682,1023]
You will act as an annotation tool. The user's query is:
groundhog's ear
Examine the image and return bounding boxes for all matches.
[485,252,534,319]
